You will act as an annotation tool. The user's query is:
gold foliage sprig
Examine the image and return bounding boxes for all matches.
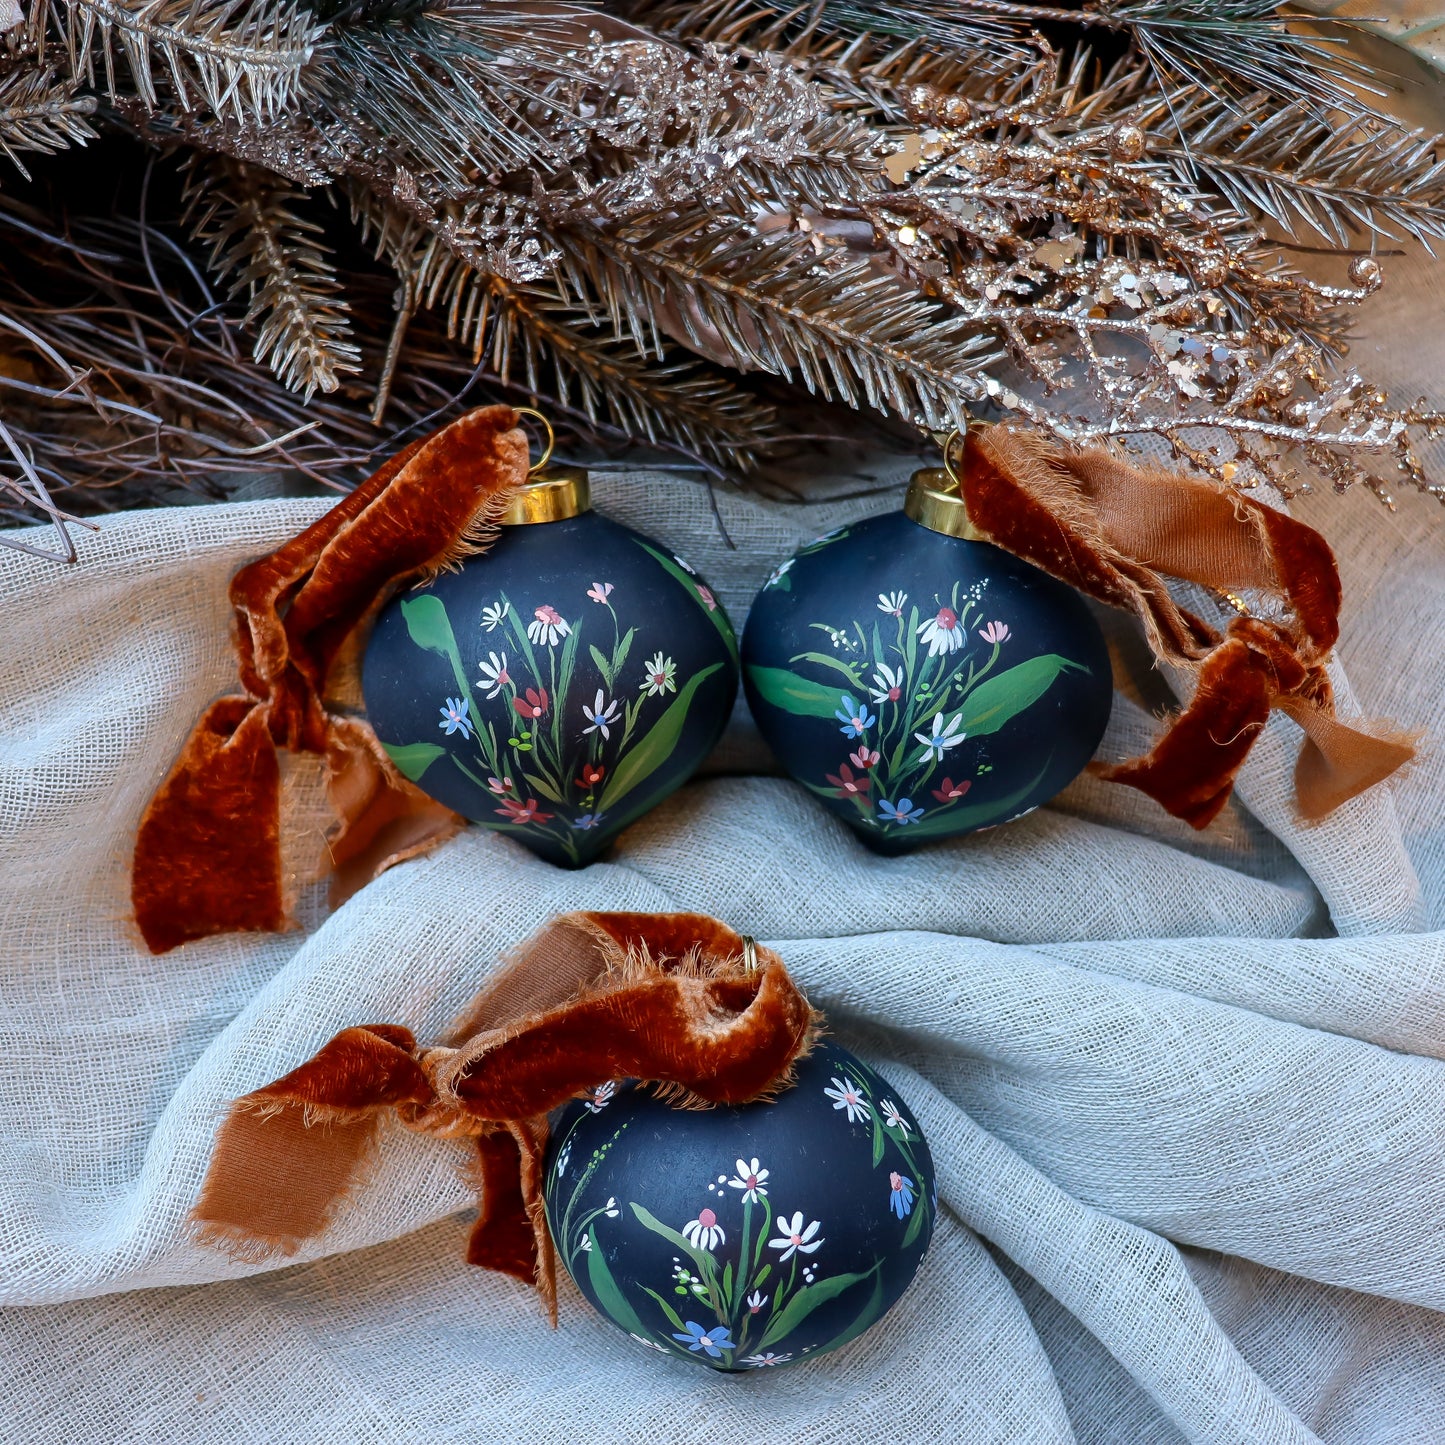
[4,0,1445,550]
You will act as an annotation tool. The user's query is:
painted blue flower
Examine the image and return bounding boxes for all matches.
[878,797,924,825]
[438,696,473,738]
[571,813,605,830]
[889,1171,916,1219]
[673,1321,736,1358]
[834,694,876,738]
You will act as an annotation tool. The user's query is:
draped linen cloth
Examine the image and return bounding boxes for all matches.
[3,256,1445,1442]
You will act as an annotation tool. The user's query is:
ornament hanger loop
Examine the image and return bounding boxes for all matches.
[939,426,964,491]
[513,406,556,476]
[740,935,759,976]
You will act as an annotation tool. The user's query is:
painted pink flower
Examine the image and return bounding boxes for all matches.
[527,604,571,647]
[496,796,553,825]
[486,775,514,795]
[825,763,870,797]
[697,584,717,611]
[587,581,614,604]
[512,686,549,720]
[931,776,971,803]
[979,620,1011,645]
[850,747,880,770]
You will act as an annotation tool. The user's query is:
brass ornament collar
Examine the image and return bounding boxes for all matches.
[500,465,592,525]
[905,425,985,540]
[503,407,592,524]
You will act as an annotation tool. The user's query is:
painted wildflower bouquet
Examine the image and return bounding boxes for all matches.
[543,1040,936,1370]
[742,518,1113,850]
[361,500,741,868]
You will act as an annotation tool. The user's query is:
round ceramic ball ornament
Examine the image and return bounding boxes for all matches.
[544,1040,935,1371]
[741,457,1112,852]
[363,462,738,866]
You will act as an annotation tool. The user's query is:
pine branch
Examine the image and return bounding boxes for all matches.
[813,0,1378,119]
[186,156,360,398]
[354,192,780,464]
[563,213,1000,430]
[1138,88,1445,249]
[312,3,622,198]
[0,63,97,178]
[45,0,320,121]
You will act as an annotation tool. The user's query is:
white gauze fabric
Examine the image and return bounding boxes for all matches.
[3,259,1445,1444]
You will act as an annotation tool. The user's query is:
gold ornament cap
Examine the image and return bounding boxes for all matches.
[500,464,592,525]
[501,407,592,525]
[904,428,984,540]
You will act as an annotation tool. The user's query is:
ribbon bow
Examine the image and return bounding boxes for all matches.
[190,912,819,1319]
[962,426,1415,828]
[131,406,529,953]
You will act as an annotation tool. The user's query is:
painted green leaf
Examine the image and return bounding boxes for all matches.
[901,1193,930,1249]
[381,741,446,782]
[400,595,476,728]
[641,1284,688,1334]
[631,1202,712,1275]
[598,663,722,815]
[611,627,637,687]
[757,1265,878,1351]
[888,756,1054,840]
[822,1270,887,1355]
[745,664,846,721]
[870,1116,886,1169]
[956,654,1085,737]
[634,541,737,660]
[401,593,456,657]
[586,1229,650,1338]
[790,649,864,688]
[589,644,613,688]
[797,525,851,556]
[523,770,566,805]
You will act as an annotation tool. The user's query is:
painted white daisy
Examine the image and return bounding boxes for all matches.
[582,689,621,739]
[869,663,903,705]
[743,1353,792,1367]
[917,604,965,656]
[880,1099,912,1136]
[823,1076,871,1123]
[640,651,677,697]
[476,650,509,699]
[527,604,571,647]
[682,1207,726,1251]
[480,600,509,632]
[768,1211,823,1260]
[727,1158,770,1204]
[585,1080,616,1113]
[914,711,966,764]
[877,590,907,616]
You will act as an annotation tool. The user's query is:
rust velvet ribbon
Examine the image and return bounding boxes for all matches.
[963,427,1415,829]
[190,912,820,1319]
[131,406,530,953]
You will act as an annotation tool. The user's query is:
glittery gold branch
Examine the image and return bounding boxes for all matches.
[4,0,1445,545]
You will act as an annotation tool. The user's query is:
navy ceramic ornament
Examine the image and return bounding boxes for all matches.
[544,1039,935,1371]
[741,460,1113,853]
[362,464,738,866]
